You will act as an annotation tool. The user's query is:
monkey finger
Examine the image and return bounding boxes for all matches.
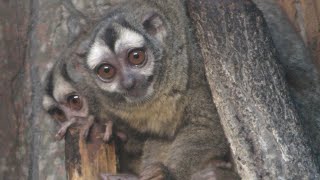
[103,130,113,143]
[55,126,69,140]
[103,121,114,143]
[81,127,91,141]
[55,132,65,141]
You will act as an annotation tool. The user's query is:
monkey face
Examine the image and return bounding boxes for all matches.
[88,37,156,103]
[42,61,95,140]
[42,61,90,124]
[85,11,168,104]
[43,90,89,124]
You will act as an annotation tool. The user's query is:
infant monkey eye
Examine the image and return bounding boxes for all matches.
[97,64,116,80]
[67,94,83,111]
[128,48,146,66]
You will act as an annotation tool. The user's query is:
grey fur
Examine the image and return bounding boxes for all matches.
[69,0,238,179]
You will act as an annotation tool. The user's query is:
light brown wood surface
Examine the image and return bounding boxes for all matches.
[65,124,117,180]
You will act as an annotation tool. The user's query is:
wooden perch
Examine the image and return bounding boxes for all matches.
[65,124,117,180]
[187,0,319,179]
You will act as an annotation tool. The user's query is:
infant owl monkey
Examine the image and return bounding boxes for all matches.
[74,0,239,179]
[42,60,124,142]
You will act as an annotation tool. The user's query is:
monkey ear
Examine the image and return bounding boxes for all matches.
[142,12,167,42]
[76,39,91,57]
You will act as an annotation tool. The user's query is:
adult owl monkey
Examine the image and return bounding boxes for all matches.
[75,0,239,179]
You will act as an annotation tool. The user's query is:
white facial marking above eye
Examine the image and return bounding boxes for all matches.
[115,28,145,53]
[53,77,76,103]
[87,41,112,69]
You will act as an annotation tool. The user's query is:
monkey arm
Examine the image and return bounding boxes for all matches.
[167,124,233,180]
[102,120,128,143]
[103,120,114,142]
[141,121,238,180]
[56,117,77,140]
[81,115,95,140]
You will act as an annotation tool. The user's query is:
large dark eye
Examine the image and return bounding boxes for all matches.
[48,108,66,122]
[67,95,83,111]
[96,64,116,80]
[128,49,146,65]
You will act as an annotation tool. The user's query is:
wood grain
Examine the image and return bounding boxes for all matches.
[65,124,117,180]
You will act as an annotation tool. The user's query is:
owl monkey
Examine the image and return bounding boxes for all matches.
[42,41,148,176]
[73,0,238,179]
[42,59,95,140]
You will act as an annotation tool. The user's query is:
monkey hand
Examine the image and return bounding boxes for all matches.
[103,120,128,143]
[139,162,171,180]
[100,173,139,180]
[55,118,77,140]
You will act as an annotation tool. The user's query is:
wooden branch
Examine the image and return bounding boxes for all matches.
[65,124,117,180]
[187,0,319,179]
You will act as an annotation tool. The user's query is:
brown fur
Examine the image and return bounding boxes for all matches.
[60,0,239,179]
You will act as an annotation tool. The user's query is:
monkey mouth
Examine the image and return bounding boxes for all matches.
[124,84,154,103]
[121,75,154,103]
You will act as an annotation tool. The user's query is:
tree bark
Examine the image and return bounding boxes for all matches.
[65,124,117,180]
[0,0,127,179]
[253,0,320,173]
[187,0,319,179]
[0,1,31,180]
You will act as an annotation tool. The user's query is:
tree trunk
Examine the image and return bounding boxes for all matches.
[253,0,320,170]
[0,0,127,179]
[187,0,319,179]
[65,124,117,180]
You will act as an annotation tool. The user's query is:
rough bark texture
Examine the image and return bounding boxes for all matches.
[253,0,320,169]
[65,124,117,180]
[0,1,32,179]
[187,0,319,179]
[0,0,127,179]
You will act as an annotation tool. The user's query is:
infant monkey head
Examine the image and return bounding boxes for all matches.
[42,59,125,142]
[42,60,94,140]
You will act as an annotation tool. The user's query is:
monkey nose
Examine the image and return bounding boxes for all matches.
[122,76,135,90]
